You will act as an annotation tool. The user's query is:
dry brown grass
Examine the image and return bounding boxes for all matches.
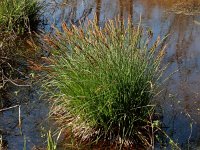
[169,1,200,15]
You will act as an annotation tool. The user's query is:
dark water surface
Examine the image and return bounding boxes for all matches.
[1,0,200,149]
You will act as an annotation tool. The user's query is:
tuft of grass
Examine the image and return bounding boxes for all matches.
[0,0,42,34]
[0,135,2,150]
[47,131,57,150]
[42,18,166,148]
[47,130,62,150]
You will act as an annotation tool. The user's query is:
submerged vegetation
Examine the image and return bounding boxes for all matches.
[41,18,166,148]
[0,0,42,92]
[0,0,42,106]
[0,0,42,34]
[0,0,42,147]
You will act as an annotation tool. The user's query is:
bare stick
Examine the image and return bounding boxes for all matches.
[0,105,19,112]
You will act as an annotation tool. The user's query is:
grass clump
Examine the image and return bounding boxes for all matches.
[0,0,42,34]
[42,18,166,148]
[47,131,58,150]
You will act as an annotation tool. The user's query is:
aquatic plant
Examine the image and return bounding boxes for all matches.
[47,131,57,150]
[0,133,7,150]
[0,0,42,34]
[0,35,21,89]
[0,135,2,150]
[42,18,166,148]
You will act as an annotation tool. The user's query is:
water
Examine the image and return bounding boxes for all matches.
[0,85,50,149]
[1,0,200,149]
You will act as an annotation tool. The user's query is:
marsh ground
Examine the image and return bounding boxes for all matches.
[1,0,200,149]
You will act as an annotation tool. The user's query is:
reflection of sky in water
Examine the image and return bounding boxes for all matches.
[0,86,50,149]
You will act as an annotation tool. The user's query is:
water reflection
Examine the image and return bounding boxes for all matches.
[163,14,200,116]
[0,36,50,149]
[43,0,136,29]
[0,85,50,149]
